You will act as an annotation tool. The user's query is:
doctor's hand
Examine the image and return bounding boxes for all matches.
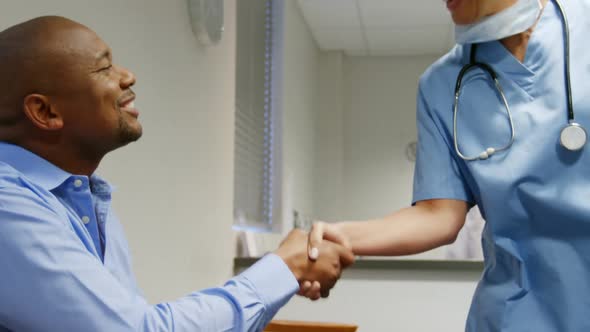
[274,229,355,300]
[307,221,352,261]
[296,222,354,299]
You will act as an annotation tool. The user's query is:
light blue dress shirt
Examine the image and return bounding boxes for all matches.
[0,142,298,331]
[413,0,590,331]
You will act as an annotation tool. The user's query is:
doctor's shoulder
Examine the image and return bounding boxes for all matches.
[417,44,467,111]
[419,44,466,90]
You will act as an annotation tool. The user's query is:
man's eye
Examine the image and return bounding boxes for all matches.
[101,64,113,71]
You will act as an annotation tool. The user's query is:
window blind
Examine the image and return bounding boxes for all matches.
[234,0,277,231]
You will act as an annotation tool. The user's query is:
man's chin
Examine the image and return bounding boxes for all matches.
[118,126,143,145]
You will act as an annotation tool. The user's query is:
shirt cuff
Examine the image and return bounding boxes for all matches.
[239,253,299,310]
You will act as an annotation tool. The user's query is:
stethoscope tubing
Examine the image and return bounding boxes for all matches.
[453,64,515,161]
[452,0,577,161]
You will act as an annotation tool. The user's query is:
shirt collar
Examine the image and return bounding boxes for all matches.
[472,0,559,95]
[0,142,75,191]
[90,173,114,195]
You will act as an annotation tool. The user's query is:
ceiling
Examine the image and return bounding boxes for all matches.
[296,0,456,56]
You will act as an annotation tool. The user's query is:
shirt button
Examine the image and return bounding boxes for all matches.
[74,179,83,188]
[81,216,90,224]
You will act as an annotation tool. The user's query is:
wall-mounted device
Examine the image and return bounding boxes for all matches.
[187,0,224,46]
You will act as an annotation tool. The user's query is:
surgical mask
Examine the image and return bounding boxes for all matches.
[454,0,543,44]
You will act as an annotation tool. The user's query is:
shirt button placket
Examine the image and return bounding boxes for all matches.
[81,216,91,225]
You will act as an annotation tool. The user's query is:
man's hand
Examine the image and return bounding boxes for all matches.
[302,221,353,300]
[274,229,355,300]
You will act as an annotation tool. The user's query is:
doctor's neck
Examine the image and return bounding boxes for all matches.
[499,0,549,62]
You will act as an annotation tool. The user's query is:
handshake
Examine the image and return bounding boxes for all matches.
[273,225,354,301]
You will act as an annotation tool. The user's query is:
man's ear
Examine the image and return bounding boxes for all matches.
[23,94,63,130]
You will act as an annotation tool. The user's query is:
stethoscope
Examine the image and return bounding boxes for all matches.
[452,0,586,161]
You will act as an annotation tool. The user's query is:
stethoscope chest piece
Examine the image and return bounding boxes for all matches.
[453,0,585,159]
[560,122,587,151]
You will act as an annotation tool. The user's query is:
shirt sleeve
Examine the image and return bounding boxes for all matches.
[0,184,298,332]
[412,82,475,205]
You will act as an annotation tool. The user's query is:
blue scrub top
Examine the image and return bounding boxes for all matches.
[413,0,590,330]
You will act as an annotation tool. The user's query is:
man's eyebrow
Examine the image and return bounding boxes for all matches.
[95,49,112,63]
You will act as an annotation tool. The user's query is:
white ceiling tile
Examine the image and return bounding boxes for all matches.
[297,0,456,56]
[313,28,366,51]
[358,0,450,28]
[297,0,360,29]
[366,25,451,56]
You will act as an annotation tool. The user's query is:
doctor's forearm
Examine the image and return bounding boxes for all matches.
[338,200,468,256]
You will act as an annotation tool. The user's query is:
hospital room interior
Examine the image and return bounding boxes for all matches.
[0,0,486,331]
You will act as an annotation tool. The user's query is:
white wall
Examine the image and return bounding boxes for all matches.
[313,52,346,222]
[274,268,480,332]
[314,55,440,221]
[282,28,482,330]
[280,0,322,229]
[344,56,451,260]
[314,55,452,259]
[0,0,237,302]
[342,56,437,219]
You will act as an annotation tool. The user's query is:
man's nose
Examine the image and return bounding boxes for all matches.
[118,65,136,88]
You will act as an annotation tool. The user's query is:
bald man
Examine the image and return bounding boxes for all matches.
[0,16,353,331]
